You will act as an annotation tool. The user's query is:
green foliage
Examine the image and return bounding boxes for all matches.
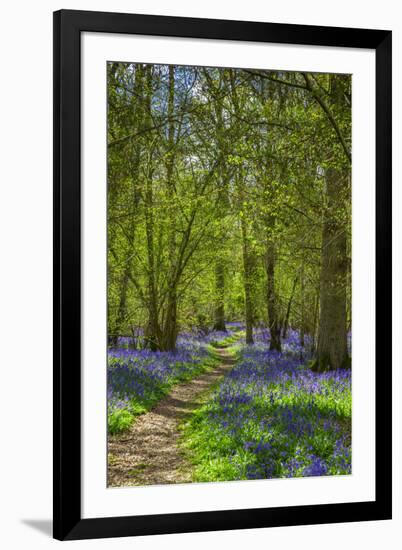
[108,353,223,435]
[107,62,351,363]
[208,332,243,349]
[108,409,134,435]
[181,372,351,482]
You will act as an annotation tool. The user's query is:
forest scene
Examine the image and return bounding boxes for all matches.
[107,62,352,487]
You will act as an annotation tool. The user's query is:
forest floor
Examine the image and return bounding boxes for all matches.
[107,346,236,487]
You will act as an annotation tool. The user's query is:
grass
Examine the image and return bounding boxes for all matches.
[108,344,223,435]
[209,332,243,349]
[128,463,148,477]
[108,329,245,435]
[180,341,351,482]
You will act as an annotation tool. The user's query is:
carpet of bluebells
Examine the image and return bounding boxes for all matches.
[182,328,352,481]
[107,329,235,434]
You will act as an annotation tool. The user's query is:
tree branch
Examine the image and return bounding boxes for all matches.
[302,73,351,163]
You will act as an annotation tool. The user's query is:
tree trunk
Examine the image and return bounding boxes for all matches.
[282,275,298,339]
[213,261,226,331]
[210,77,228,333]
[266,237,281,351]
[108,63,143,345]
[144,176,160,352]
[240,195,254,344]
[242,235,254,344]
[161,65,178,351]
[300,261,305,348]
[161,291,178,351]
[143,65,161,351]
[311,290,320,354]
[313,167,349,371]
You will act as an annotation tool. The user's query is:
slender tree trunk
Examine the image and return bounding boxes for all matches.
[211,80,228,332]
[143,65,161,351]
[112,129,142,343]
[265,236,281,351]
[144,172,160,351]
[227,69,254,343]
[108,64,143,345]
[300,260,305,348]
[213,261,226,331]
[161,65,178,351]
[311,290,320,354]
[282,275,298,339]
[112,271,130,344]
[238,172,254,344]
[161,292,178,351]
[241,220,254,344]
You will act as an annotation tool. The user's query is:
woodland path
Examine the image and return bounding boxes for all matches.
[108,347,236,487]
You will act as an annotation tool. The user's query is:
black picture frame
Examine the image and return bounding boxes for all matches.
[53,9,392,541]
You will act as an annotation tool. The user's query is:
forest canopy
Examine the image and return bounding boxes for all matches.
[107,62,351,372]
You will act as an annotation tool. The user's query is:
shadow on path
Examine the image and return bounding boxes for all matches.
[108,347,236,487]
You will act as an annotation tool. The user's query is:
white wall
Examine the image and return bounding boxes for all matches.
[0,0,400,548]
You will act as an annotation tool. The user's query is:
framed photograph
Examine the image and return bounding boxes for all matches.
[53,9,392,541]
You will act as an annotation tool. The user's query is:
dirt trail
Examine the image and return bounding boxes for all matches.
[107,347,236,487]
